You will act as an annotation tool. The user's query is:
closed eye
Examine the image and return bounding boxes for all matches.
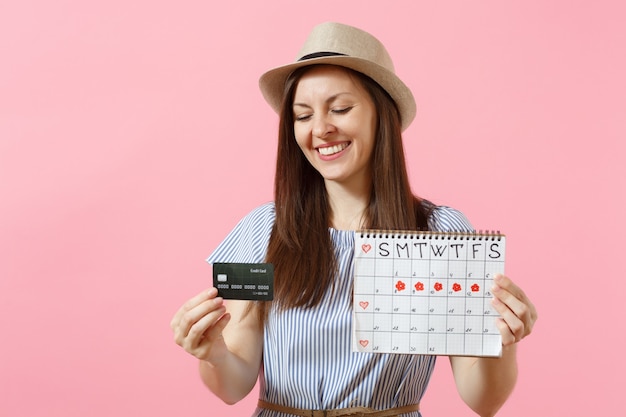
[331,106,353,115]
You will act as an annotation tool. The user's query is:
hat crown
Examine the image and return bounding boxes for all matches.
[296,22,396,74]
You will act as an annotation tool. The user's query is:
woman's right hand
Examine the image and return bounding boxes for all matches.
[170,287,232,364]
[171,287,263,403]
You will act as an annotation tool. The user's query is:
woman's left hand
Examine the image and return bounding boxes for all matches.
[490,274,538,346]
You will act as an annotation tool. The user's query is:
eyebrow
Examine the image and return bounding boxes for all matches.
[293,92,354,109]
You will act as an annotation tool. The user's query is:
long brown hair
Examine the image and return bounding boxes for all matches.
[256,65,432,323]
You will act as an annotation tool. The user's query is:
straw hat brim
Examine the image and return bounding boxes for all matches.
[259,55,416,131]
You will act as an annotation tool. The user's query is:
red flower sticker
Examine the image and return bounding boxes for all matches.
[471,283,480,292]
[452,283,462,292]
[395,280,406,292]
[414,281,425,291]
[434,282,443,292]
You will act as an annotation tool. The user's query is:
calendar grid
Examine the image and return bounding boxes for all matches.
[353,231,505,357]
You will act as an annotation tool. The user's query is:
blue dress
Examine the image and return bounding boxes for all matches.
[207,202,473,416]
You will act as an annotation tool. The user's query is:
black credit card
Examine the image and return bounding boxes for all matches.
[212,263,274,301]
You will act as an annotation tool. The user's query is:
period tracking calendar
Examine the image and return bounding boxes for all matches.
[352,230,505,357]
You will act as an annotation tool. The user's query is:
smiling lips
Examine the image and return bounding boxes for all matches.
[317,142,350,156]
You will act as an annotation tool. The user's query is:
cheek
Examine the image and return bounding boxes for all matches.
[293,126,309,150]
[358,121,377,155]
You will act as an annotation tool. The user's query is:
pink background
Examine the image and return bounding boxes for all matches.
[1,1,624,416]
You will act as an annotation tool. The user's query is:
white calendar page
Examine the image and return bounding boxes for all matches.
[352,231,505,357]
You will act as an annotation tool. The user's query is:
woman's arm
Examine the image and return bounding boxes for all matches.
[450,345,518,417]
[450,274,537,417]
[171,288,263,404]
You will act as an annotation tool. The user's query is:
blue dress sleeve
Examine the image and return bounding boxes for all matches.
[428,205,475,233]
[206,202,276,265]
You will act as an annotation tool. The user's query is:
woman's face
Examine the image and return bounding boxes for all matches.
[292,65,377,190]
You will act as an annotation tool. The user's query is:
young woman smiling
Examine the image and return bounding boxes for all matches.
[171,22,537,417]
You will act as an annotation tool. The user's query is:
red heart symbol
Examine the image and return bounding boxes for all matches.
[359,340,369,347]
[359,301,369,310]
[362,244,371,253]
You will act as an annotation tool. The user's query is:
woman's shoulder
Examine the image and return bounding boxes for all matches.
[229,202,276,234]
[243,201,276,221]
[206,202,275,264]
[428,204,474,232]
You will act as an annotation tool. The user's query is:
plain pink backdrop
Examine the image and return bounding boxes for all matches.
[1,1,624,416]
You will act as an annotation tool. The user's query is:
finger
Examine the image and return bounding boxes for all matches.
[500,275,538,325]
[491,296,525,343]
[493,275,537,335]
[170,288,218,330]
[494,274,531,305]
[183,305,229,350]
[191,313,232,361]
[195,311,232,346]
[174,296,225,344]
[494,317,516,346]
[492,285,529,324]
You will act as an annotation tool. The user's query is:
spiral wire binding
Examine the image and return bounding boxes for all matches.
[358,229,504,241]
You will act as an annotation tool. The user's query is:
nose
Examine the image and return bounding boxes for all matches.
[311,114,336,139]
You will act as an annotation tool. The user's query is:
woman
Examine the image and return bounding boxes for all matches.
[171,22,537,417]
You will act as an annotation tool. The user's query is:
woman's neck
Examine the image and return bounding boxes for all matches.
[325,180,370,230]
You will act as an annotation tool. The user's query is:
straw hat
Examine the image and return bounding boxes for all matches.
[259,22,416,131]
